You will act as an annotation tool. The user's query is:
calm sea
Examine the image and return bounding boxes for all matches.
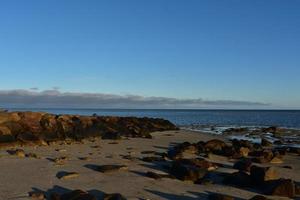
[7,108,300,129]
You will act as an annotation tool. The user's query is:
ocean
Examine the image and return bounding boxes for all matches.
[7,108,300,130]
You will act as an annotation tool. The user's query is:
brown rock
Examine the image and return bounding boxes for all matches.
[204,139,227,152]
[239,147,250,157]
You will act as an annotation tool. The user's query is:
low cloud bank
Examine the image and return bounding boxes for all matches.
[0,89,269,109]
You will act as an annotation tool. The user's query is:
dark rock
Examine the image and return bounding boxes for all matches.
[262,126,277,134]
[169,160,207,182]
[250,166,278,184]
[233,158,252,172]
[59,190,96,200]
[104,193,127,200]
[208,193,234,200]
[101,132,122,140]
[263,179,296,198]
[177,158,217,171]
[141,156,165,162]
[223,171,252,187]
[252,150,273,163]
[248,195,270,200]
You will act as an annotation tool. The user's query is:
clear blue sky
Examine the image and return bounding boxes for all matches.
[0,0,299,108]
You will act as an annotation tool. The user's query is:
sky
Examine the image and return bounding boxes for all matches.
[0,0,299,109]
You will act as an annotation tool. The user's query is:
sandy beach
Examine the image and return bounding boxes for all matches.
[0,130,299,200]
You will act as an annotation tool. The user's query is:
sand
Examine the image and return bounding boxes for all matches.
[0,130,299,200]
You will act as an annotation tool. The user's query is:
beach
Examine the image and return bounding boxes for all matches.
[0,129,299,200]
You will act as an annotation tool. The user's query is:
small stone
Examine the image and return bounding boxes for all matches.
[58,172,79,180]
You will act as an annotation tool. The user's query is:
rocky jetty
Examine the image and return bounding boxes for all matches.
[0,111,178,145]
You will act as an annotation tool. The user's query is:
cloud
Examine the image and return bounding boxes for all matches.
[0,89,270,109]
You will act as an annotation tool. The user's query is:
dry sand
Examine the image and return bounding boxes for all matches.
[0,130,299,200]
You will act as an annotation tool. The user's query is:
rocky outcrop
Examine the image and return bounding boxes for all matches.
[0,111,178,145]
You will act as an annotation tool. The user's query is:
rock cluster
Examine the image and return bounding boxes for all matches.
[0,111,178,145]
[161,138,299,198]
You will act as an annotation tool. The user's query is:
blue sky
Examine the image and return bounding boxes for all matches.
[0,0,299,108]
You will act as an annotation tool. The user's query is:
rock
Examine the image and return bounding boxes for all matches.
[204,139,227,152]
[233,158,252,172]
[167,142,198,160]
[262,126,277,134]
[59,189,96,200]
[29,191,45,200]
[239,147,250,157]
[26,153,40,159]
[101,132,122,140]
[52,156,68,165]
[231,139,253,149]
[141,150,156,154]
[0,111,178,145]
[169,160,207,182]
[57,172,79,180]
[248,195,270,200]
[8,149,26,158]
[223,171,252,187]
[270,156,283,164]
[78,157,91,161]
[104,193,127,200]
[141,156,165,162]
[261,138,272,147]
[208,193,234,200]
[264,179,296,198]
[250,166,278,184]
[252,150,273,163]
[177,158,217,171]
[145,171,173,179]
[96,165,128,173]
